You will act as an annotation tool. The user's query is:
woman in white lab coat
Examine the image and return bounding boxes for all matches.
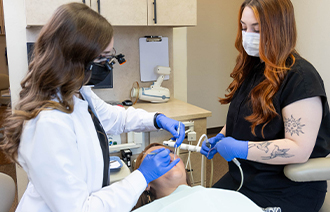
[0,3,185,212]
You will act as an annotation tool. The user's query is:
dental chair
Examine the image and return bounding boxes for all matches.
[284,157,330,212]
[0,172,16,212]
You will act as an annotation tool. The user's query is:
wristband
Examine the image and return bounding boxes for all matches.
[153,113,162,129]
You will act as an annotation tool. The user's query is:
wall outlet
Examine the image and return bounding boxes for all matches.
[187,131,197,141]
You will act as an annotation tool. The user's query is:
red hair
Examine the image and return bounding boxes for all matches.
[220,0,298,137]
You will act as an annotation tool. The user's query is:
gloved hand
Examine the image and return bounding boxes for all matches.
[138,148,180,184]
[156,114,185,147]
[200,133,225,159]
[215,137,248,161]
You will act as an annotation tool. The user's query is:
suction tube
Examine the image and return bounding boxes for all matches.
[163,140,201,152]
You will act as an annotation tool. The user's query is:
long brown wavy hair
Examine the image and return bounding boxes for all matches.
[132,143,191,210]
[220,0,298,137]
[0,3,113,163]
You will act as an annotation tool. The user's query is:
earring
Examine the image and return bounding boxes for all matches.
[146,190,151,203]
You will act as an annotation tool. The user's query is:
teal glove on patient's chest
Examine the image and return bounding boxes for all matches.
[215,137,248,161]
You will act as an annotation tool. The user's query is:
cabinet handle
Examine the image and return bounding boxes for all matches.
[97,0,100,13]
[153,0,157,24]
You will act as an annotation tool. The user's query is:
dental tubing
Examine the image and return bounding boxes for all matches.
[173,122,181,160]
[163,134,244,191]
[163,140,202,152]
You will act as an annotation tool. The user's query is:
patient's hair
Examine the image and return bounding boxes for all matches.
[133,143,191,210]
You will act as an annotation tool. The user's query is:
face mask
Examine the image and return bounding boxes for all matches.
[85,54,126,86]
[242,31,260,57]
[86,63,111,86]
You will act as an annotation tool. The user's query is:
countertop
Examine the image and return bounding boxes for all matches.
[130,98,212,121]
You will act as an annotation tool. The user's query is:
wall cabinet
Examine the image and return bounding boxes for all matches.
[91,0,196,26]
[0,0,5,34]
[25,0,86,26]
[90,0,148,26]
[26,0,197,27]
[147,0,197,26]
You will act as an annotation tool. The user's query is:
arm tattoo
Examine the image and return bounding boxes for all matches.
[249,142,271,153]
[284,115,305,136]
[261,145,294,160]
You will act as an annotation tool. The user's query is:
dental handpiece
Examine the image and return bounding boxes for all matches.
[163,140,202,153]
[205,138,239,165]
[205,139,211,148]
[173,123,180,159]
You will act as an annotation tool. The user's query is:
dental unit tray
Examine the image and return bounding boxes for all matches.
[109,156,123,171]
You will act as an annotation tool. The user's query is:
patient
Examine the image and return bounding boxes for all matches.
[132,143,264,212]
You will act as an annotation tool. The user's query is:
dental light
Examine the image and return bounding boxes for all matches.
[131,66,170,103]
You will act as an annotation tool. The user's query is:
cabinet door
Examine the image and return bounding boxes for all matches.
[92,0,147,26]
[0,0,5,34]
[25,0,85,26]
[147,0,197,26]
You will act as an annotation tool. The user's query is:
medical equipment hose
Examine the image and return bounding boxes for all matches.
[210,159,213,188]
[204,134,244,191]
[232,158,243,191]
[163,134,244,191]
[197,134,207,187]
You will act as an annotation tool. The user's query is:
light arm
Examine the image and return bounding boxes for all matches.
[220,125,226,136]
[247,96,322,164]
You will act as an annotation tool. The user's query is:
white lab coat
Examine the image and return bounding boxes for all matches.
[16,86,156,212]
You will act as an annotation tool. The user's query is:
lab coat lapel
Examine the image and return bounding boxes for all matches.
[80,87,99,120]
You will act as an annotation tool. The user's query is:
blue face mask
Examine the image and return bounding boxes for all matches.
[242,31,260,57]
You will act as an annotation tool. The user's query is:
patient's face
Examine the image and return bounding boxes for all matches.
[143,146,187,187]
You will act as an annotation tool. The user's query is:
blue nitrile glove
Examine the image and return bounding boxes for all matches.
[138,148,180,184]
[215,137,248,161]
[200,133,225,159]
[156,114,185,147]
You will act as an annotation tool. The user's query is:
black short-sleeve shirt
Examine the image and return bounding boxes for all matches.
[226,55,330,196]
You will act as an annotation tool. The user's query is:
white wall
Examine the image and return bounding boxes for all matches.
[173,27,188,102]
[185,0,242,128]
[291,0,330,96]
[3,0,29,200]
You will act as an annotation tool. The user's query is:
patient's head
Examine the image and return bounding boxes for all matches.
[134,143,191,209]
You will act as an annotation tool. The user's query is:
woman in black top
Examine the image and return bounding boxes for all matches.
[200,0,330,211]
